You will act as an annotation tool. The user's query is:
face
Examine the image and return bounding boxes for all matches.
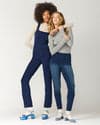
[42,10,50,23]
[52,13,61,26]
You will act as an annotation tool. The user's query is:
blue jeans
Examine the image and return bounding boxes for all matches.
[50,62,75,111]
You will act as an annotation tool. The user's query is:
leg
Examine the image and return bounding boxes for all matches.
[42,60,52,108]
[21,56,41,108]
[61,65,75,111]
[50,62,62,109]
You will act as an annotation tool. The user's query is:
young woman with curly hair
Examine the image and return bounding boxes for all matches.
[20,2,57,120]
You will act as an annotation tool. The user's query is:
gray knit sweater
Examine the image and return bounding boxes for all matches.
[48,27,73,55]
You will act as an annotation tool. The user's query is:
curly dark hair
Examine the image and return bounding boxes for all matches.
[34,2,57,23]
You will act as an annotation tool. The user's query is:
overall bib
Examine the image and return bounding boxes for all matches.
[21,24,52,108]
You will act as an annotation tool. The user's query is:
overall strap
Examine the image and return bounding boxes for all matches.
[36,23,40,31]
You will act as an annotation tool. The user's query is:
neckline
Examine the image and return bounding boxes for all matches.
[38,29,49,34]
[36,23,49,34]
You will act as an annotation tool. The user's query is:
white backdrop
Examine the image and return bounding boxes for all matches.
[0,0,100,117]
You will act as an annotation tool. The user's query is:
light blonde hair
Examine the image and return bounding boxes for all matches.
[48,11,69,35]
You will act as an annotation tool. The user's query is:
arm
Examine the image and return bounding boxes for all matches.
[25,25,36,49]
[64,27,73,47]
[48,35,54,55]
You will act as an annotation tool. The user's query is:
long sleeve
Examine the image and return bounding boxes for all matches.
[25,24,38,49]
[48,35,55,55]
[64,27,73,47]
[25,24,37,45]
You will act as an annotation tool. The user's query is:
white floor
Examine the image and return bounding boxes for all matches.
[0,112,100,125]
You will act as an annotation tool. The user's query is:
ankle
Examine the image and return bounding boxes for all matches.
[57,109,63,116]
[24,107,34,115]
[58,109,63,113]
[43,107,50,114]
[64,110,72,119]
[65,110,71,114]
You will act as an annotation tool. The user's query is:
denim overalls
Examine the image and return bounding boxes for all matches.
[21,23,52,108]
